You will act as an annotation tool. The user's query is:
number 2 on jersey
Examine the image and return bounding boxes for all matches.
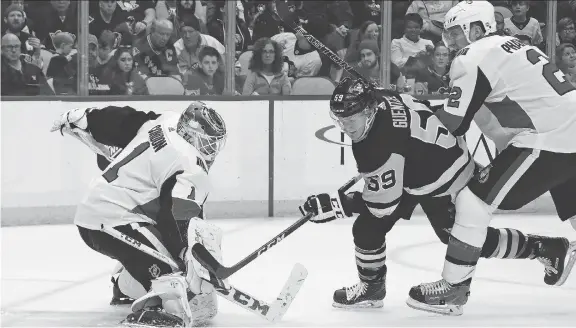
[526,48,575,96]
[103,142,150,183]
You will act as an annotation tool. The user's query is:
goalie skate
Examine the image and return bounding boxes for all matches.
[332,279,386,309]
[120,307,184,328]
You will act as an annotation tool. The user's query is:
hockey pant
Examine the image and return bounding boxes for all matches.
[443,146,576,283]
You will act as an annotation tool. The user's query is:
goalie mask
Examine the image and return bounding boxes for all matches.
[177,102,227,166]
[329,77,377,143]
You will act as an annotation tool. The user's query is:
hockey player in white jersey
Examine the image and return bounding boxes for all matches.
[408,0,576,316]
[299,77,574,310]
[51,102,227,326]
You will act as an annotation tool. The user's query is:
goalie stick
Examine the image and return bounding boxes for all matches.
[192,174,363,280]
[100,224,307,324]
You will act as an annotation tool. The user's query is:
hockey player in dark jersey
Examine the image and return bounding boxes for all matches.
[299,77,574,309]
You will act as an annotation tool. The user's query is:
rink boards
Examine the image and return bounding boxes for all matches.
[0,100,555,226]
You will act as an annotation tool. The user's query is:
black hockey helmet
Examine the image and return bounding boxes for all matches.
[330,77,376,118]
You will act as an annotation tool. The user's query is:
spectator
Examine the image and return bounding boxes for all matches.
[158,0,208,41]
[349,1,381,29]
[184,46,224,95]
[415,42,450,95]
[504,1,543,47]
[251,1,286,42]
[272,32,322,78]
[556,43,576,87]
[33,0,77,51]
[173,14,224,75]
[132,19,180,78]
[97,30,121,67]
[206,0,251,56]
[515,34,532,46]
[495,11,508,36]
[242,37,290,95]
[1,0,35,34]
[556,17,576,47]
[406,0,458,43]
[2,3,41,67]
[89,0,155,43]
[344,20,379,64]
[391,13,433,70]
[1,33,53,95]
[101,45,148,95]
[46,31,76,94]
[346,39,404,91]
[87,33,111,95]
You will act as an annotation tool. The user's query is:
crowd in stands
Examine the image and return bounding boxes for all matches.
[0,0,573,97]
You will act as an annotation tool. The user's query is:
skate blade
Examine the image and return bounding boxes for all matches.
[332,300,383,309]
[555,241,576,286]
[405,297,463,316]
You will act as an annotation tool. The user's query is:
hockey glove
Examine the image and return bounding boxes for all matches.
[299,192,351,223]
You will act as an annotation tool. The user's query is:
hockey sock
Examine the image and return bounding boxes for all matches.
[481,227,531,259]
[355,244,387,282]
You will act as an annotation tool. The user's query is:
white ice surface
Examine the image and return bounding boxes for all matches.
[2,215,576,327]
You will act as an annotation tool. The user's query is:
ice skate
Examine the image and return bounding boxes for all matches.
[110,276,135,305]
[406,278,471,316]
[332,279,386,309]
[532,236,576,286]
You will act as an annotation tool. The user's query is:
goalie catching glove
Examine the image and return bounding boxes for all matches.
[299,191,356,223]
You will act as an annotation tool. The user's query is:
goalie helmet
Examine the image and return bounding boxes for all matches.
[443,0,496,49]
[329,77,378,142]
[177,101,227,166]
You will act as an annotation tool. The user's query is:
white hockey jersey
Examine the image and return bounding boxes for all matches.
[74,113,210,230]
[437,35,576,153]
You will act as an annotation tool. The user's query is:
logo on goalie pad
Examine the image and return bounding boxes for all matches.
[477,165,492,184]
[149,264,161,278]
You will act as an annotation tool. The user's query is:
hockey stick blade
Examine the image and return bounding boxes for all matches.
[193,174,362,279]
[215,263,307,323]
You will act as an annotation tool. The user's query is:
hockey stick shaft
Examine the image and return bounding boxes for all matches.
[192,174,363,279]
[270,11,371,85]
[99,224,302,323]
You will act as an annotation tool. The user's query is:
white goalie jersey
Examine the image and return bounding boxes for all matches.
[436,35,576,153]
[74,112,210,230]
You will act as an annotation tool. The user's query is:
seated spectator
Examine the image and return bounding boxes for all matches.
[1,33,53,95]
[556,17,576,47]
[97,30,121,67]
[515,34,532,46]
[206,0,251,57]
[89,0,155,44]
[174,14,224,75]
[349,1,380,29]
[251,1,287,42]
[33,0,77,51]
[556,43,576,88]
[391,13,434,69]
[46,31,76,94]
[344,20,379,64]
[184,46,224,95]
[101,45,148,95]
[414,41,450,95]
[132,19,180,78]
[405,0,459,43]
[158,0,208,41]
[495,11,509,36]
[504,1,543,47]
[345,39,404,91]
[2,3,41,67]
[272,32,322,78]
[242,37,291,95]
[2,0,36,34]
[87,33,111,95]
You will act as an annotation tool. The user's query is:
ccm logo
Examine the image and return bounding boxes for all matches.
[257,234,286,256]
[217,287,270,315]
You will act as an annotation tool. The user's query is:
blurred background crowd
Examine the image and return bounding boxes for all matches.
[2,0,575,97]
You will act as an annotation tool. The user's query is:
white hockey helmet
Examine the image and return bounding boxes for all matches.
[177,101,227,165]
[443,0,497,46]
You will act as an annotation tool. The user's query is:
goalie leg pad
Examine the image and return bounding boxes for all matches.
[117,266,148,300]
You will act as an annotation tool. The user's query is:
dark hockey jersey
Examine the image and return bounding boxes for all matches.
[352,93,475,218]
